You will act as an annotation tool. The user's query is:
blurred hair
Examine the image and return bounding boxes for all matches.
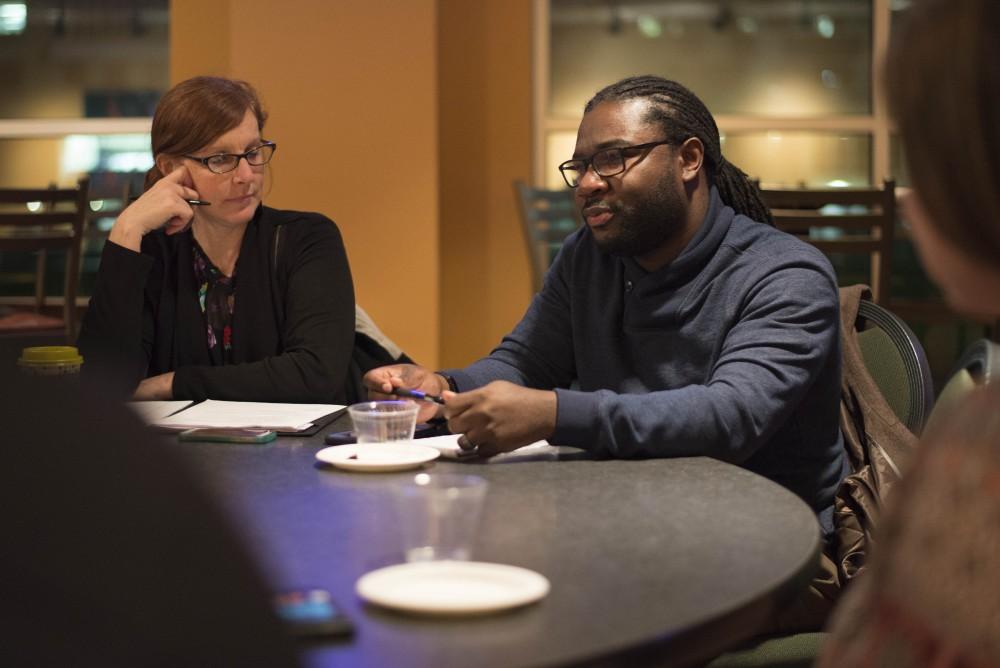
[886,0,1000,266]
[144,76,268,190]
[585,75,773,225]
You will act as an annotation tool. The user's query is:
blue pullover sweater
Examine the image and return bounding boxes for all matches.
[448,188,846,532]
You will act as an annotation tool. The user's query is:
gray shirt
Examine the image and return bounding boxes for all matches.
[448,188,846,531]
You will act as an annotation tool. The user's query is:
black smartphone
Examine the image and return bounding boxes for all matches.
[273,589,353,639]
[324,421,449,445]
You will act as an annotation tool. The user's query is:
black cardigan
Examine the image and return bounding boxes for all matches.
[78,206,356,403]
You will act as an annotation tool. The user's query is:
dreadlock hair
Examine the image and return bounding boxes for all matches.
[584,75,773,225]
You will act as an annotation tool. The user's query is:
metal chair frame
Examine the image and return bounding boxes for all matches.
[855,299,934,434]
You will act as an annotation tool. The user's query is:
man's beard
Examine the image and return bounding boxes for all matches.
[589,177,688,259]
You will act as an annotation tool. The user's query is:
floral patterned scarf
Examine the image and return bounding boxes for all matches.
[192,238,236,365]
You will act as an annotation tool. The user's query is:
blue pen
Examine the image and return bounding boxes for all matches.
[390,387,445,405]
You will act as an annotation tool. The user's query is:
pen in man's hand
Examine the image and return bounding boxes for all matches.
[390,387,445,405]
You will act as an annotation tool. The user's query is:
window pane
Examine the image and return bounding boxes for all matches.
[0,0,168,119]
[723,131,871,188]
[889,133,910,187]
[544,131,579,190]
[550,0,871,118]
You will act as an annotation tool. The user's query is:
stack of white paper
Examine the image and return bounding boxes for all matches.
[146,399,345,432]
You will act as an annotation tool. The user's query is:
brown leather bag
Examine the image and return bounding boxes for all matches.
[834,285,919,585]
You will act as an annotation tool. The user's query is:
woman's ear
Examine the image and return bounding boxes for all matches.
[154,154,176,178]
[677,137,705,183]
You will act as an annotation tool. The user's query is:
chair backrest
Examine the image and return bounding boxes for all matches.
[0,177,90,339]
[355,304,404,362]
[513,181,581,293]
[760,181,896,305]
[344,304,414,405]
[924,339,1000,434]
[855,299,934,434]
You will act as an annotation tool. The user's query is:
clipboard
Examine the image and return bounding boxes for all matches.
[276,407,348,436]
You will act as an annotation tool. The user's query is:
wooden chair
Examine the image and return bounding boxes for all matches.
[760,181,896,305]
[0,177,90,340]
[514,181,581,293]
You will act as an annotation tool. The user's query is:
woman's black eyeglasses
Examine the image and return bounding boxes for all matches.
[183,142,277,174]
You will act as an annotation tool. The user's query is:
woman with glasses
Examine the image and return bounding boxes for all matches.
[78,76,356,403]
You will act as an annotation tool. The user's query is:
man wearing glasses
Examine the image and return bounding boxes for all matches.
[368,75,845,551]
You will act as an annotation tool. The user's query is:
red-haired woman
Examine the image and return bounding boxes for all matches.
[78,76,355,403]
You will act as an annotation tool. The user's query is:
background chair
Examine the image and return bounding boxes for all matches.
[513,181,580,293]
[709,297,933,668]
[0,177,90,341]
[924,339,1000,434]
[707,632,826,668]
[855,299,934,435]
[760,181,896,305]
[345,304,414,404]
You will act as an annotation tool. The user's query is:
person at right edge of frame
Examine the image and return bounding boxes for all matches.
[366,75,848,631]
[820,0,1000,665]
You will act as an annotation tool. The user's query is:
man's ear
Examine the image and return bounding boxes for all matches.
[677,137,705,183]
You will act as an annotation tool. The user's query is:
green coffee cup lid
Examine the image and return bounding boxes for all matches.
[18,346,84,366]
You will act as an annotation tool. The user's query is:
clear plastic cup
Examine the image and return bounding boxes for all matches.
[347,400,419,443]
[393,473,489,562]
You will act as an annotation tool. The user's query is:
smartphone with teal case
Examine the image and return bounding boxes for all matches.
[178,427,277,443]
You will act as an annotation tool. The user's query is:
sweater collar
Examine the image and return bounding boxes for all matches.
[622,185,733,287]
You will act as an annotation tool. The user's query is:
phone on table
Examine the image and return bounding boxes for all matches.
[324,421,449,445]
[273,588,353,639]
[178,427,277,444]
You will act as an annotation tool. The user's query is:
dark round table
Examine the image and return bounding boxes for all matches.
[177,430,820,668]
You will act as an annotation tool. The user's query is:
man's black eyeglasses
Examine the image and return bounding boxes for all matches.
[558,140,673,188]
[183,142,277,174]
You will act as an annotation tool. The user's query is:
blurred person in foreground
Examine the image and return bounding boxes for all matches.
[0,375,299,667]
[77,76,356,403]
[368,76,847,579]
[819,0,1000,665]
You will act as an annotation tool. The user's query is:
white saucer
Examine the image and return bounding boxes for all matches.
[315,443,440,472]
[355,560,550,615]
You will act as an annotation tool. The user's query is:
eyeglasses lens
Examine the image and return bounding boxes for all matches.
[560,163,583,187]
[247,144,274,166]
[592,149,624,177]
[207,155,238,173]
[204,145,275,174]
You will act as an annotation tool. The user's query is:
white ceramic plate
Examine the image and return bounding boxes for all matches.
[315,443,440,472]
[355,560,550,615]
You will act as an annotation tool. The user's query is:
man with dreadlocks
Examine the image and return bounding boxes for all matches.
[367,75,846,545]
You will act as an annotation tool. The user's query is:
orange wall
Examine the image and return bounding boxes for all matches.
[438,0,534,367]
[171,0,533,369]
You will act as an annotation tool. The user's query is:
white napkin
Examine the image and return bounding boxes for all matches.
[415,434,555,461]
